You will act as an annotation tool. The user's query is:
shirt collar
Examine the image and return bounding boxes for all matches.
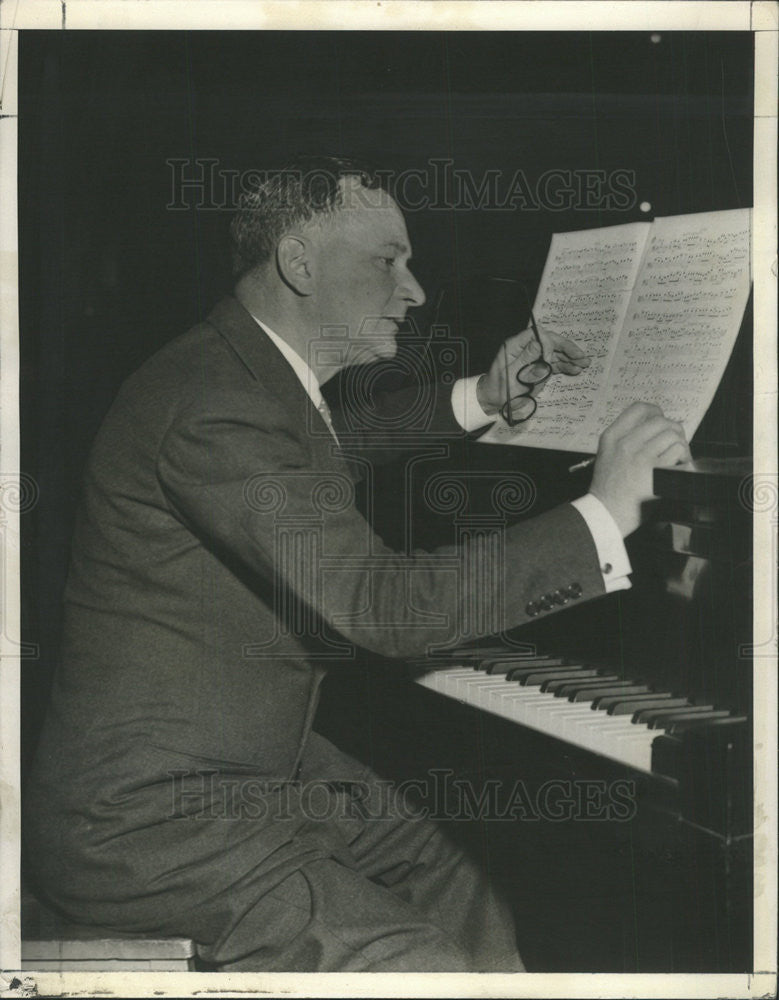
[248,313,324,411]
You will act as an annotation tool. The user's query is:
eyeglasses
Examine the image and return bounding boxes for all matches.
[500,302,552,425]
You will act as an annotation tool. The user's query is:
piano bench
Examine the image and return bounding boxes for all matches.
[21,890,196,972]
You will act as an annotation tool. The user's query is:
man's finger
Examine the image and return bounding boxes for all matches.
[507,338,541,368]
[639,424,689,461]
[655,438,693,466]
[548,337,588,360]
[554,360,587,376]
[552,348,591,366]
[502,328,535,361]
[602,402,665,441]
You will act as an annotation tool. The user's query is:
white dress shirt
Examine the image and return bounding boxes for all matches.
[253,317,335,434]
[252,317,631,593]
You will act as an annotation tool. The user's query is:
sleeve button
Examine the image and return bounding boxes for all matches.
[553,589,569,605]
[568,582,583,598]
[540,594,555,611]
[525,601,539,617]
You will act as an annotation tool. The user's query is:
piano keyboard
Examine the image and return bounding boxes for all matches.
[413,654,746,775]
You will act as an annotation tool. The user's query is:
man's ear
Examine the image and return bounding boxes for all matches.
[276,235,314,295]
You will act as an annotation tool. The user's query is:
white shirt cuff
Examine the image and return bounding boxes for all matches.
[570,493,633,593]
[450,375,496,432]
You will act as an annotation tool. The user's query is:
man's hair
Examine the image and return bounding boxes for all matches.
[229,155,389,279]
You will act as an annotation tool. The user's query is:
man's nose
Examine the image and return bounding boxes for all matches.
[397,267,426,308]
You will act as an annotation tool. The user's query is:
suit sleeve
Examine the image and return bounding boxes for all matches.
[156,390,606,660]
[328,375,465,466]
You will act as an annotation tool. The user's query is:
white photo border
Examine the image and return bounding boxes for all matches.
[1,3,776,997]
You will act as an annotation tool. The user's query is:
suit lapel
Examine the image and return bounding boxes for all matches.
[204,297,360,482]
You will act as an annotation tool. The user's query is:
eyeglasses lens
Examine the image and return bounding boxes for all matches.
[518,359,552,385]
[505,395,537,422]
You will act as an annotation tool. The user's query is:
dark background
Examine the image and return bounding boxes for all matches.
[19,32,754,945]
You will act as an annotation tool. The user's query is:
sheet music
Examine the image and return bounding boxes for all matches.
[595,209,752,443]
[477,222,651,451]
[477,210,751,454]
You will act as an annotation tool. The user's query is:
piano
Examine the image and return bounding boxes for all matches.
[412,459,752,828]
[316,456,754,972]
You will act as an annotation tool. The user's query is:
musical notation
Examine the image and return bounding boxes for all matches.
[478,210,752,454]
[599,210,752,439]
[481,221,652,451]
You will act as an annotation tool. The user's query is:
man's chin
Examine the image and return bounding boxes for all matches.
[349,338,398,365]
[373,338,399,361]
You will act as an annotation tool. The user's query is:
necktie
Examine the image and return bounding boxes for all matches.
[317,396,338,442]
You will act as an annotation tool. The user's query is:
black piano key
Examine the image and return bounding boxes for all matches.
[485,657,567,675]
[541,670,600,692]
[598,693,674,714]
[648,705,715,729]
[505,663,574,681]
[665,711,733,734]
[604,695,685,716]
[535,670,596,691]
[568,681,643,701]
[634,701,692,724]
[570,680,638,702]
[512,667,586,686]
[554,675,621,698]
[474,654,539,671]
[591,686,652,709]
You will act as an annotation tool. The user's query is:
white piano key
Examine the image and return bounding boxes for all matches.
[444,667,481,681]
[547,710,611,747]
[448,675,511,707]
[470,678,521,709]
[435,667,476,693]
[522,694,573,726]
[615,726,657,751]
[532,697,596,723]
[487,683,542,704]
[560,707,604,738]
[489,689,550,724]
[490,686,550,710]
[581,712,636,741]
[592,721,651,757]
[414,663,655,773]
[621,734,655,771]
[563,710,652,759]
[448,672,488,698]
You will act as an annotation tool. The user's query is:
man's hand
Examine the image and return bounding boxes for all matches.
[476,325,591,416]
[590,402,692,537]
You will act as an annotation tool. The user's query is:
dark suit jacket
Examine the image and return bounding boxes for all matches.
[25,296,605,908]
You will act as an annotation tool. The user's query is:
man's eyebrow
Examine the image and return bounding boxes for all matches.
[378,241,410,254]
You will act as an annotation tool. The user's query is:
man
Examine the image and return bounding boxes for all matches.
[25,157,690,972]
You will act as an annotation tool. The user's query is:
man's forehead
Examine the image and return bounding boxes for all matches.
[333,178,408,246]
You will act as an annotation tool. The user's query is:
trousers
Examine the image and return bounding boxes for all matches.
[28,733,523,973]
[190,735,523,972]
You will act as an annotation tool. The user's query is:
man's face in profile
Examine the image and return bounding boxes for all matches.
[308,179,426,365]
